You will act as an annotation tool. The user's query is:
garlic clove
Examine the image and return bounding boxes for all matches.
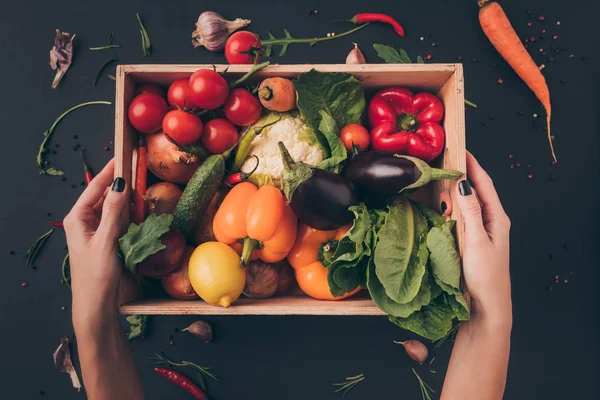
[346,43,366,64]
[182,320,213,342]
[192,11,251,52]
[394,340,429,364]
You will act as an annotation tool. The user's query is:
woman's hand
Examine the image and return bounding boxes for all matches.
[455,151,512,325]
[63,159,128,324]
[441,151,511,400]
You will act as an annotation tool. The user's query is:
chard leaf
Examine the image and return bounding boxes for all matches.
[295,70,365,171]
[119,213,173,274]
[374,199,428,304]
[389,296,456,341]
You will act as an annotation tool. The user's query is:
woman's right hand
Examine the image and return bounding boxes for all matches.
[454,151,512,325]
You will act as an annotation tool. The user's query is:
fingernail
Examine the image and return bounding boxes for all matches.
[440,201,447,214]
[111,177,125,192]
[459,180,472,196]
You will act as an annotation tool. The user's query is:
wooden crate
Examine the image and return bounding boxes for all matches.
[115,64,466,316]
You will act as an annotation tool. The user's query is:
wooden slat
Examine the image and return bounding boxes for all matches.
[120,294,387,316]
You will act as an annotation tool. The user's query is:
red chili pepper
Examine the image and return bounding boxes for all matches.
[154,367,208,400]
[368,87,445,162]
[49,221,64,228]
[79,149,93,185]
[133,137,148,224]
[349,13,405,37]
[225,155,259,186]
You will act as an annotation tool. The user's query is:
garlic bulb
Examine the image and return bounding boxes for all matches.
[192,11,251,52]
[394,340,429,364]
[346,43,366,64]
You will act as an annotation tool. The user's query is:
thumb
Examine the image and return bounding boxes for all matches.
[98,177,129,237]
[454,180,487,242]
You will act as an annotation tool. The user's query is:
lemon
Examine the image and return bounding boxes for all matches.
[188,242,245,308]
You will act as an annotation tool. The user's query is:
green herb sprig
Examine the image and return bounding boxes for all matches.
[151,352,218,391]
[93,54,119,86]
[260,23,368,57]
[136,13,152,58]
[89,33,120,51]
[413,368,435,400]
[36,101,112,176]
[332,373,365,396]
[24,228,54,266]
[432,323,460,350]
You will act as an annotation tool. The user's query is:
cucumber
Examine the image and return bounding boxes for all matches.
[173,154,225,242]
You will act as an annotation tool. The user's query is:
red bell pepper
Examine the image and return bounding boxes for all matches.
[368,87,445,162]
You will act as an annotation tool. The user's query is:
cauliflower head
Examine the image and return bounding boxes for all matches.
[240,113,324,184]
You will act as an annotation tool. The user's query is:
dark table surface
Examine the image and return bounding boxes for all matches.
[0,0,598,399]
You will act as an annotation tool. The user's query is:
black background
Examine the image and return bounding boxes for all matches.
[0,0,598,399]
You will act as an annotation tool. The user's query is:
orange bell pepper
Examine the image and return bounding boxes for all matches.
[287,223,361,300]
[213,182,298,265]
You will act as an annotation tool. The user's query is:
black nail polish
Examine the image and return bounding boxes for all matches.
[459,180,472,196]
[111,177,125,192]
[440,201,447,214]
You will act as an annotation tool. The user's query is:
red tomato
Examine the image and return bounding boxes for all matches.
[135,83,165,98]
[225,31,262,64]
[339,124,370,151]
[201,119,238,154]
[188,69,230,110]
[167,78,196,110]
[223,88,262,126]
[162,110,204,146]
[128,93,169,134]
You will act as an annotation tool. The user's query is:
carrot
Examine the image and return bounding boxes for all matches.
[478,0,555,162]
[133,136,148,224]
[258,77,296,112]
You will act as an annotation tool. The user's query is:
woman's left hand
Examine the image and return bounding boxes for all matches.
[63,159,129,322]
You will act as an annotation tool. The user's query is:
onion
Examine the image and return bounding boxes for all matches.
[146,132,201,184]
[137,227,186,277]
[146,182,183,215]
[161,247,199,300]
[274,260,295,294]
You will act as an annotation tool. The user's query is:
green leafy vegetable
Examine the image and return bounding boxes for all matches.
[375,199,429,304]
[389,296,456,341]
[295,70,366,171]
[126,314,148,341]
[416,55,425,64]
[413,201,448,228]
[325,204,372,296]
[36,101,112,176]
[119,213,173,273]
[373,44,426,64]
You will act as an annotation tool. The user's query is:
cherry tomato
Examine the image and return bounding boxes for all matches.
[162,110,204,146]
[201,119,238,154]
[339,124,370,151]
[223,88,262,126]
[128,93,169,134]
[225,31,262,64]
[167,78,196,110]
[188,69,230,110]
[135,83,165,98]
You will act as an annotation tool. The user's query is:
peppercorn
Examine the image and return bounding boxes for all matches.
[9,250,15,255]
[31,265,37,270]
[103,146,110,151]
[527,174,533,179]
[508,154,514,158]
[563,243,571,249]
[426,54,432,60]
[471,57,478,63]
[21,282,28,288]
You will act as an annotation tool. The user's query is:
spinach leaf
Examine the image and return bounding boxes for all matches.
[427,221,470,320]
[119,213,173,274]
[326,204,371,296]
[389,296,456,341]
[295,70,366,171]
[412,201,448,228]
[368,261,432,318]
[374,199,428,304]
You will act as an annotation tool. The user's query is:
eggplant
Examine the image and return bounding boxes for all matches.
[344,151,463,207]
[278,142,358,230]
